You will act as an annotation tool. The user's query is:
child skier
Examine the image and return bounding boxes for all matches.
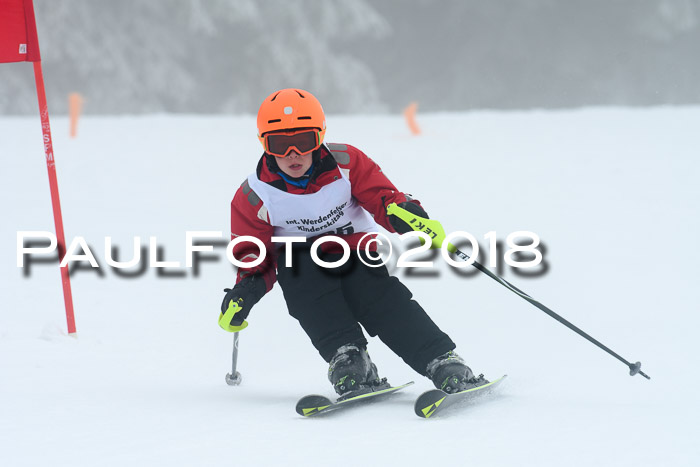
[220,88,487,396]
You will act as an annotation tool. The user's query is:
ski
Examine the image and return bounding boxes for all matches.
[415,375,507,418]
[296,381,414,417]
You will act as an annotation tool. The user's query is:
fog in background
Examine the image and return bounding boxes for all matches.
[1,0,699,115]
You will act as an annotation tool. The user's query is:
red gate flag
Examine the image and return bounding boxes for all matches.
[0,0,41,63]
[1,0,77,335]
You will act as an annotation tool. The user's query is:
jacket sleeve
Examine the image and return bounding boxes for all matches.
[230,182,276,292]
[337,144,424,233]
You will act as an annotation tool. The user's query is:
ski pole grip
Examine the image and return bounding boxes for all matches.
[386,202,455,252]
[218,300,249,332]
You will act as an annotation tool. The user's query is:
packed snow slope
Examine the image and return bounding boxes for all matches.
[1,108,698,467]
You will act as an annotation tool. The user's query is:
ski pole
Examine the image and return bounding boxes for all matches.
[386,203,651,380]
[219,299,247,385]
[225,332,242,386]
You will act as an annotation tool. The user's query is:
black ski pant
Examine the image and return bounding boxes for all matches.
[276,248,455,376]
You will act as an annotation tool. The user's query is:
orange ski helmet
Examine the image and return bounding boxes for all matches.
[257,88,326,150]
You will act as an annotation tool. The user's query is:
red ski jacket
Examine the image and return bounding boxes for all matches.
[229,143,420,293]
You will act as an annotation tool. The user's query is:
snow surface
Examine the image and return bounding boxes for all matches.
[1,108,698,466]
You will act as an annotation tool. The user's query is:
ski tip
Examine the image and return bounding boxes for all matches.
[296,382,415,417]
[414,389,448,418]
[415,392,448,418]
[414,374,508,419]
[295,395,333,417]
[298,403,332,417]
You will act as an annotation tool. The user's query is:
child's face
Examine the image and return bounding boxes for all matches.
[276,150,313,178]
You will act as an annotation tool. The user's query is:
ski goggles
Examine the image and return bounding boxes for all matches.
[263,129,321,157]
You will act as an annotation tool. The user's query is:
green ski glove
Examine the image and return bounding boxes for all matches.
[386,202,456,252]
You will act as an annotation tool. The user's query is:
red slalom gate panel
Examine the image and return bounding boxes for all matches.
[0,0,41,63]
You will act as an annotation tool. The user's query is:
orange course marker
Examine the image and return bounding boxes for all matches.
[403,102,421,135]
[69,92,83,138]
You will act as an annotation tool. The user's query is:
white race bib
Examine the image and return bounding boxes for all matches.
[246,169,377,238]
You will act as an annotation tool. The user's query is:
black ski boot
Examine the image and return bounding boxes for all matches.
[328,344,388,399]
[426,351,489,394]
